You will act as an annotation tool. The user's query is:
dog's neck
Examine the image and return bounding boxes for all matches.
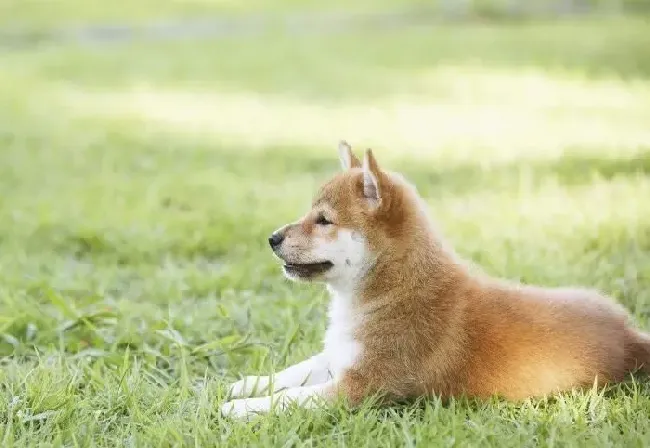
[362,216,466,306]
[325,271,368,308]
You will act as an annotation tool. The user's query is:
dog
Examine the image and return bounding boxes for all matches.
[221,142,650,419]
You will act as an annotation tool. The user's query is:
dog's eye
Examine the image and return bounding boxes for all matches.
[315,214,332,225]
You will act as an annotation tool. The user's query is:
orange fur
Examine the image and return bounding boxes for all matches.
[303,147,650,404]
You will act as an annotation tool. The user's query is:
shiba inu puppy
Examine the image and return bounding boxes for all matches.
[221,142,650,419]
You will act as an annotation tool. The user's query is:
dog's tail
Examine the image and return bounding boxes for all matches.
[625,329,650,374]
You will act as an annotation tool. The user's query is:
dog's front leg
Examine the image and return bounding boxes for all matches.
[227,352,330,398]
[221,380,336,419]
[221,370,372,419]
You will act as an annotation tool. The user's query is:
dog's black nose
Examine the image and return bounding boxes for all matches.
[268,233,284,249]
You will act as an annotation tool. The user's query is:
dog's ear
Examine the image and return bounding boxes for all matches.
[338,140,361,170]
[362,149,382,208]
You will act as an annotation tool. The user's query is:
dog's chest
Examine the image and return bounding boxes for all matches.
[323,291,363,378]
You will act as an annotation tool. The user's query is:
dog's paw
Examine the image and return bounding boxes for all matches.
[221,397,273,419]
[228,376,270,398]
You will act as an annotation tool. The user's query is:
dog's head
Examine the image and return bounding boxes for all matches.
[269,142,418,290]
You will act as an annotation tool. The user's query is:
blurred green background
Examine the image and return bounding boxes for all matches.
[1,1,650,446]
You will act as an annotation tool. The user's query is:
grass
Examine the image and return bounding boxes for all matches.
[4,0,647,30]
[1,3,650,445]
[1,0,437,30]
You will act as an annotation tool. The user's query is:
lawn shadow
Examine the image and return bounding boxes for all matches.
[97,130,650,199]
[399,149,650,198]
[201,142,650,198]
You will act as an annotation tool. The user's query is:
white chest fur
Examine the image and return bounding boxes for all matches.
[323,289,363,379]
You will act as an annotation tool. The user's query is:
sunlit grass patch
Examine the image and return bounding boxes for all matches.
[59,63,650,163]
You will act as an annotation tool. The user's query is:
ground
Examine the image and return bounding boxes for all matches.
[1,2,650,446]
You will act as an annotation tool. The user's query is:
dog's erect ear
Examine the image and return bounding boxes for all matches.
[338,140,361,170]
[363,149,382,208]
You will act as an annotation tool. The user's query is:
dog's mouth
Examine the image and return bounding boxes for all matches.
[283,261,333,278]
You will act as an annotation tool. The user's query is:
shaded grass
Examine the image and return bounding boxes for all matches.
[0,11,649,447]
[4,17,650,90]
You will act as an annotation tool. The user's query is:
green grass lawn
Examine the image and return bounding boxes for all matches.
[1,6,650,446]
[1,0,438,29]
